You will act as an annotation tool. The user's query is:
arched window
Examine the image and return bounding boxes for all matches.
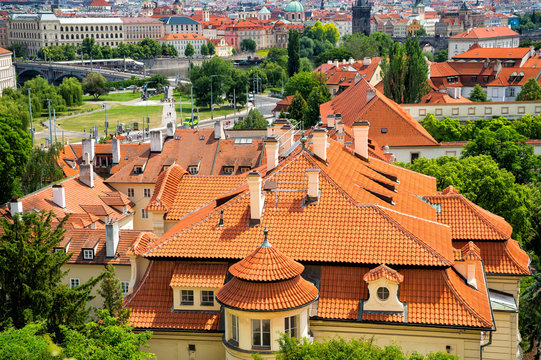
[60,26,63,31]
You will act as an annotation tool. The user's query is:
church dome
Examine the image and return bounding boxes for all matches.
[284,0,304,12]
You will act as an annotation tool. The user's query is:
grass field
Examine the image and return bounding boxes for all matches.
[256,48,270,57]
[56,103,163,134]
[177,104,244,122]
[83,91,143,102]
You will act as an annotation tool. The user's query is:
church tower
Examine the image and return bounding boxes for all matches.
[352,0,371,35]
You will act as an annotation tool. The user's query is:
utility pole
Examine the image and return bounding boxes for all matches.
[105,105,108,137]
[27,88,34,147]
[45,98,55,146]
[179,91,182,127]
[190,85,194,125]
[233,88,236,113]
[53,109,57,143]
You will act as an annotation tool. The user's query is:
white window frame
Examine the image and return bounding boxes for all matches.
[201,290,214,306]
[121,281,129,294]
[285,315,298,338]
[141,209,149,219]
[83,249,94,260]
[181,289,194,305]
[230,314,239,344]
[70,278,80,289]
[143,188,151,197]
[251,319,271,349]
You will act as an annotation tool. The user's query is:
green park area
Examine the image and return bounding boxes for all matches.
[56,103,163,134]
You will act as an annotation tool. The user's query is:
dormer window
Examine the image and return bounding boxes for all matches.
[188,165,199,175]
[134,165,143,174]
[239,166,251,173]
[83,249,94,260]
[181,290,194,305]
[54,247,65,253]
[377,286,390,301]
[363,264,404,313]
[222,166,234,175]
[201,290,214,306]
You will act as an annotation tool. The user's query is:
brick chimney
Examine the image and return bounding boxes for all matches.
[9,196,22,216]
[52,184,66,208]
[352,121,370,159]
[326,114,335,128]
[247,171,264,222]
[312,128,327,162]
[265,135,279,170]
[82,138,95,164]
[150,130,163,153]
[306,169,320,201]
[105,221,120,258]
[336,120,344,133]
[112,137,121,164]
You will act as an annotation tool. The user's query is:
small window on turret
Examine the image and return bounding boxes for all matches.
[285,315,298,338]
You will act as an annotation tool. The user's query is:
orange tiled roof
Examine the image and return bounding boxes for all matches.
[461,241,482,261]
[318,265,493,328]
[146,164,187,212]
[61,229,156,265]
[228,234,305,282]
[453,47,530,60]
[421,91,472,104]
[454,240,530,275]
[363,264,404,283]
[451,26,518,39]
[216,274,318,311]
[89,0,111,6]
[424,187,513,240]
[126,261,222,330]
[145,147,452,267]
[169,262,228,288]
[159,33,207,41]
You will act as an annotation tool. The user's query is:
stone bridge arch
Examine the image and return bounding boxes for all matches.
[17,69,48,84]
[53,73,85,86]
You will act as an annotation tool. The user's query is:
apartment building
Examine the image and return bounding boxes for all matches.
[0,47,15,95]
[122,17,164,43]
[448,26,520,59]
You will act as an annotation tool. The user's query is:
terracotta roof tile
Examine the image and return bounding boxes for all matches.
[453,47,530,60]
[146,164,187,212]
[450,26,518,39]
[454,240,530,275]
[169,262,228,288]
[126,261,222,330]
[363,264,404,283]
[461,241,482,261]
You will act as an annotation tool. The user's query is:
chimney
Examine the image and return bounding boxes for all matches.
[52,184,66,208]
[352,121,370,159]
[327,60,332,64]
[336,120,344,133]
[214,120,225,140]
[247,171,264,222]
[82,138,95,164]
[342,59,346,64]
[334,113,342,124]
[105,221,120,258]
[363,57,372,66]
[79,163,94,188]
[312,128,327,162]
[326,114,335,128]
[349,57,354,64]
[112,137,120,164]
[306,169,320,201]
[166,122,175,137]
[367,87,377,103]
[150,130,163,153]
[265,135,279,170]
[9,196,23,216]
[334,60,339,68]
[456,242,482,289]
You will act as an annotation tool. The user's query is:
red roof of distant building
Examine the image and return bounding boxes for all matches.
[451,26,518,39]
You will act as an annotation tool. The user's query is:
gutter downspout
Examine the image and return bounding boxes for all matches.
[480,330,493,360]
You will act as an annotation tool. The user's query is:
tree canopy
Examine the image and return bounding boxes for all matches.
[240,39,257,52]
[315,48,354,67]
[517,78,541,101]
[284,71,320,101]
[184,42,195,57]
[82,73,109,99]
[287,92,308,124]
[469,84,488,102]
[288,29,300,77]
[304,85,331,127]
[234,108,268,129]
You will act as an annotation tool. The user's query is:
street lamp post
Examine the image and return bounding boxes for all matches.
[45,98,56,146]
[190,85,194,125]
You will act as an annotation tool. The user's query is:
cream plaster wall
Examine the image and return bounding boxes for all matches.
[388,145,463,163]
[143,332,224,360]
[172,286,221,312]
[483,311,520,360]
[107,182,155,230]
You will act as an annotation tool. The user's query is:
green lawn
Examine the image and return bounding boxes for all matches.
[56,104,163,134]
[35,103,98,123]
[256,48,270,57]
[177,104,244,121]
[83,91,143,102]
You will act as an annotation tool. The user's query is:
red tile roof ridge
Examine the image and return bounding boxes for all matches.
[126,232,159,256]
[374,205,453,266]
[363,264,404,283]
[145,164,187,212]
[461,241,482,261]
[504,239,531,275]
[443,267,493,328]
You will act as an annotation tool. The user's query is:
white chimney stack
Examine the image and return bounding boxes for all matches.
[9,197,23,216]
[312,128,327,162]
[306,169,320,201]
[349,58,354,64]
[247,171,264,222]
[334,60,339,68]
[79,163,94,188]
[112,137,120,164]
[52,184,66,208]
[326,114,335,128]
[150,130,163,152]
[166,122,175,137]
[214,120,225,140]
[352,120,370,159]
[336,120,344,133]
[82,138,95,164]
[265,135,279,171]
[105,221,120,258]
[363,57,372,66]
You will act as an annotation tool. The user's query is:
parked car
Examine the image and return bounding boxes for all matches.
[119,86,125,90]
[127,85,137,90]
[183,116,199,127]
[110,87,116,91]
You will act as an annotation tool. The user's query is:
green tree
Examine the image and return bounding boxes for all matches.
[287,29,300,77]
[434,49,448,62]
[525,182,541,267]
[0,114,32,203]
[148,74,170,89]
[20,144,64,195]
[404,36,429,103]
[97,265,130,322]
[189,56,233,107]
[315,48,354,67]
[323,22,340,45]
[184,42,195,57]
[240,39,257,52]
[57,77,83,107]
[200,43,209,57]
[266,48,288,69]
[234,109,268,129]
[0,88,30,130]
[0,323,61,360]
[7,44,26,58]
[402,155,532,240]
[0,212,101,338]
[284,71,319,100]
[299,57,312,72]
[232,48,237,55]
[415,27,428,36]
[469,84,488,102]
[517,77,541,101]
[226,68,249,106]
[287,92,308,124]
[62,310,154,360]
[82,73,109,100]
[81,37,95,57]
[138,38,162,58]
[208,41,216,56]
[381,42,407,103]
[303,85,331,128]
[22,76,66,115]
[519,273,541,359]
[423,51,434,62]
[420,114,467,142]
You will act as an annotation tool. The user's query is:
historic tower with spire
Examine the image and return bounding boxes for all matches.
[352,0,371,36]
